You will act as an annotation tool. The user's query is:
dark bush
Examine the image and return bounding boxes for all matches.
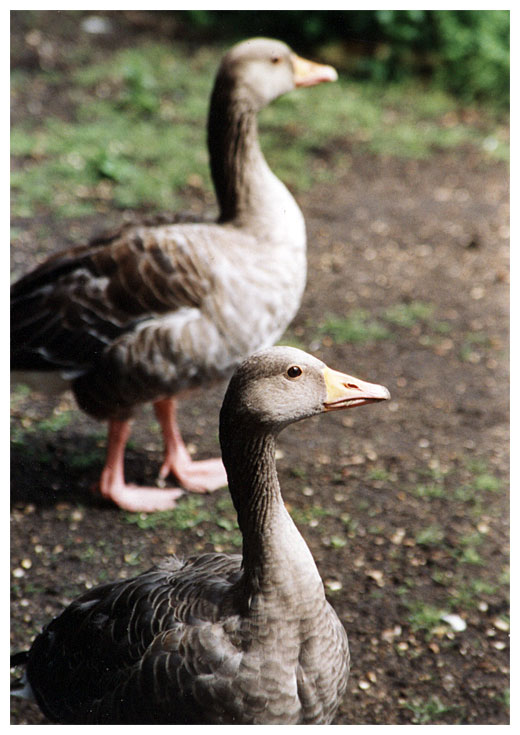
[177,10,509,108]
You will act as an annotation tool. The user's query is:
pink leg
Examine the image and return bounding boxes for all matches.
[96,418,184,512]
[154,398,228,493]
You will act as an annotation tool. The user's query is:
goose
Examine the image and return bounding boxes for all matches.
[10,39,337,512]
[10,346,390,724]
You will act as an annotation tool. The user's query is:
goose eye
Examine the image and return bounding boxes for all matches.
[287,365,303,379]
[271,56,281,64]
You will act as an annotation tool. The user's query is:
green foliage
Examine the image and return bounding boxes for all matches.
[432,11,510,107]
[179,10,509,107]
[10,29,508,220]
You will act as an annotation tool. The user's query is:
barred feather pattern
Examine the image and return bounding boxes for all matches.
[10,42,310,422]
[11,210,306,420]
[18,350,354,725]
[24,552,348,724]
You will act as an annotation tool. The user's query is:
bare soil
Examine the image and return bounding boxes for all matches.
[10,11,509,725]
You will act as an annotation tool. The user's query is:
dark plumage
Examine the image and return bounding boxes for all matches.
[11,346,390,724]
[11,39,337,512]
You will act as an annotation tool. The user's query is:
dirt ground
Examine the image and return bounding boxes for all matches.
[10,12,509,725]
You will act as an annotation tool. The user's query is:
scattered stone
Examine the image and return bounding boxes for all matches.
[441,613,467,633]
[81,15,113,34]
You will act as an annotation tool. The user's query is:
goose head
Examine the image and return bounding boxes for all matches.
[216,38,338,111]
[220,346,390,435]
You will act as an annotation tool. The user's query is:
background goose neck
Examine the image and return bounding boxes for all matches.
[208,86,266,223]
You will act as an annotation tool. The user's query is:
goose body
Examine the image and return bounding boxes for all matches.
[10,39,337,511]
[11,346,390,724]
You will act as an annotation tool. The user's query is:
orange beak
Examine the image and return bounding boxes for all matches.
[323,367,390,411]
[291,53,338,88]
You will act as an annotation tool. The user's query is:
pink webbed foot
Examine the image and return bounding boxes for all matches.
[154,398,228,493]
[95,467,184,513]
[159,455,228,494]
[94,417,185,512]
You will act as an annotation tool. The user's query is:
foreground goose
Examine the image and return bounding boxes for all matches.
[11,346,390,724]
[10,39,337,512]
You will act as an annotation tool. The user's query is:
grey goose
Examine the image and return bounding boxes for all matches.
[11,346,390,724]
[11,39,337,512]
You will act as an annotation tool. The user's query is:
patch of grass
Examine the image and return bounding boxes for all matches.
[67,448,104,470]
[329,535,348,549]
[451,532,485,566]
[367,467,393,482]
[459,331,493,362]
[124,495,211,530]
[473,473,501,493]
[289,466,307,480]
[457,546,484,566]
[405,601,445,638]
[11,39,507,220]
[445,577,497,610]
[412,482,447,499]
[339,512,359,534]
[208,528,242,549]
[415,524,445,546]
[461,459,503,496]
[499,566,510,586]
[383,301,435,328]
[318,310,390,344]
[403,695,461,724]
[496,688,510,712]
[290,504,331,526]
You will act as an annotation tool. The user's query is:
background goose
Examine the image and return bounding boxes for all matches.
[10,38,337,512]
[10,346,390,724]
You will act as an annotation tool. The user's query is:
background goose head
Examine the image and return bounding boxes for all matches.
[215,37,338,111]
[220,345,390,436]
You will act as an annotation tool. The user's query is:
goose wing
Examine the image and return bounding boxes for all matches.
[25,553,243,724]
[11,222,222,378]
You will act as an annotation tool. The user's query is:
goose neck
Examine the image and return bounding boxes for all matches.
[207,85,278,225]
[221,426,321,601]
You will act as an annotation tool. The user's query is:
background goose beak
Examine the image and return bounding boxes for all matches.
[291,53,338,87]
[323,367,390,411]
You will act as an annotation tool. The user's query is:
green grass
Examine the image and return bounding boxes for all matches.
[382,301,435,328]
[318,310,391,344]
[415,524,445,547]
[405,601,445,638]
[403,695,461,724]
[11,40,508,220]
[446,578,497,610]
[123,495,242,550]
[289,504,331,526]
[367,467,393,482]
[124,495,211,530]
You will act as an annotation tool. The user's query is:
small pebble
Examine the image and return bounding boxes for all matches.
[441,613,467,632]
[494,618,509,632]
[81,15,113,34]
[325,579,342,592]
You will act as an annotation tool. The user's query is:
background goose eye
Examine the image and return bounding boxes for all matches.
[271,56,281,64]
[287,365,303,379]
